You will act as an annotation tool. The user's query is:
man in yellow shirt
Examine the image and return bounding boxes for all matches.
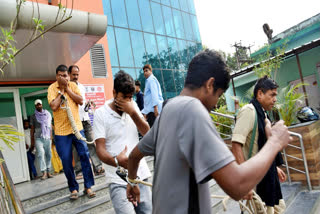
[47,64,95,200]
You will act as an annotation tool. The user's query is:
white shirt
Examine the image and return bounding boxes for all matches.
[93,99,151,185]
[78,82,90,121]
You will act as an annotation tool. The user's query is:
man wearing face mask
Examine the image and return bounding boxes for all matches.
[94,70,152,214]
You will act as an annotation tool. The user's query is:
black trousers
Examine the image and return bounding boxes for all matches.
[146,112,156,128]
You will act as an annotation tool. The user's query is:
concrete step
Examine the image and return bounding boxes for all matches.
[20,174,106,211]
[285,190,320,214]
[25,181,109,214]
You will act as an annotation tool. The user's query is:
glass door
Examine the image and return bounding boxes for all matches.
[0,88,29,183]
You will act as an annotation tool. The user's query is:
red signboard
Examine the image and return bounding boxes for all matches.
[83,84,106,109]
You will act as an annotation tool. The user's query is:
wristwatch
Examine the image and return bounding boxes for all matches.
[114,156,119,168]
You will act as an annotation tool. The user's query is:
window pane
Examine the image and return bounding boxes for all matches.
[152,0,160,2]
[172,9,185,39]
[156,35,171,69]
[177,39,188,70]
[121,68,137,80]
[170,0,180,9]
[144,33,160,68]
[187,0,196,14]
[111,0,128,28]
[191,15,201,42]
[125,0,142,30]
[107,26,119,67]
[174,70,185,93]
[112,67,120,78]
[115,28,134,67]
[167,37,181,69]
[130,30,147,68]
[162,5,176,37]
[161,0,171,6]
[136,68,146,92]
[150,2,166,35]
[138,0,154,33]
[103,0,113,25]
[162,70,177,98]
[179,0,189,12]
[181,12,193,41]
[187,41,197,59]
[153,69,166,99]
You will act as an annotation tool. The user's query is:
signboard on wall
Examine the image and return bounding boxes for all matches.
[83,84,106,108]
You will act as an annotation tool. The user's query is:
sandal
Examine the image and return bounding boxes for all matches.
[83,188,96,198]
[70,191,79,200]
[95,168,105,176]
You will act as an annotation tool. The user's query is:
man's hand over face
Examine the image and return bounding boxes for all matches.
[58,75,68,90]
[115,97,135,116]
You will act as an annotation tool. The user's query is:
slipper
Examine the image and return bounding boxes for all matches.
[95,168,105,176]
[83,188,96,198]
[70,192,78,200]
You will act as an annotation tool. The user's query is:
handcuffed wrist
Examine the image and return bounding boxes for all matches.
[127,176,138,187]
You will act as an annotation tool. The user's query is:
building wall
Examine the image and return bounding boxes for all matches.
[34,0,114,100]
[104,0,202,99]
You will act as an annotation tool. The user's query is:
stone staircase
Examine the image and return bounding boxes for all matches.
[16,157,320,214]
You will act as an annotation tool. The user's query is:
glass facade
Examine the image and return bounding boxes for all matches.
[103,0,202,99]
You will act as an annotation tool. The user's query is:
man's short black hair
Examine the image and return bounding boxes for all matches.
[253,75,279,98]
[185,49,230,91]
[68,65,79,74]
[114,70,135,94]
[135,80,141,86]
[56,64,68,74]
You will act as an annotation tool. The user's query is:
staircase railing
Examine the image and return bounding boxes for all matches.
[283,132,312,191]
[210,110,312,190]
[0,151,25,214]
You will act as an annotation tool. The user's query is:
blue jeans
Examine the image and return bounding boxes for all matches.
[109,180,152,214]
[35,137,52,172]
[55,130,94,192]
[27,150,37,178]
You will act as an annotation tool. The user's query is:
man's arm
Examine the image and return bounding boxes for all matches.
[65,87,83,105]
[154,105,159,117]
[95,138,128,168]
[126,145,145,204]
[231,142,246,164]
[30,125,35,151]
[213,121,291,201]
[150,79,161,117]
[49,93,63,111]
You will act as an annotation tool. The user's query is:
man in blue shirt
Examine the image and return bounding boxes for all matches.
[141,64,164,127]
[135,80,144,111]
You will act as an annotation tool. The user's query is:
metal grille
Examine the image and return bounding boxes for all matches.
[90,44,108,78]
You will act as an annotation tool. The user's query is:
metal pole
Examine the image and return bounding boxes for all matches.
[289,131,312,191]
[295,54,309,106]
[282,149,291,184]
